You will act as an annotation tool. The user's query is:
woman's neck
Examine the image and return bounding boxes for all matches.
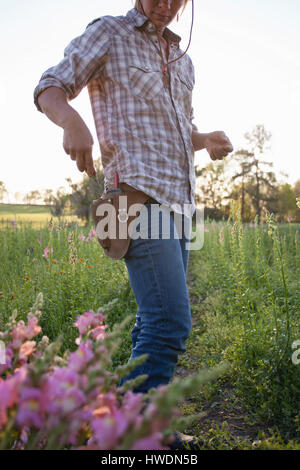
[136,5,166,40]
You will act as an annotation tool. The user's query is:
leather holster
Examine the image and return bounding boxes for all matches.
[91,189,150,260]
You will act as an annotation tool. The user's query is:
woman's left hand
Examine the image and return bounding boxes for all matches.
[205,131,234,161]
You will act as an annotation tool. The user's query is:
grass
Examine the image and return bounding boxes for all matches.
[0,218,135,368]
[0,205,300,449]
[175,214,300,448]
[0,203,52,215]
[0,203,79,229]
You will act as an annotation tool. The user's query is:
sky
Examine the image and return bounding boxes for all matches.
[1,0,300,202]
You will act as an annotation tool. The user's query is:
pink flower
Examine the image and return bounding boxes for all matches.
[27,314,42,339]
[68,341,94,372]
[89,417,118,449]
[0,380,14,428]
[205,227,210,233]
[42,247,53,259]
[19,341,36,362]
[85,230,97,243]
[11,321,27,349]
[78,231,96,243]
[0,368,27,429]
[88,393,133,448]
[44,368,86,415]
[60,389,86,414]
[93,392,117,416]
[121,391,144,419]
[67,408,93,445]
[16,388,44,428]
[11,316,41,349]
[90,410,129,450]
[0,345,13,374]
[47,368,81,392]
[74,311,107,337]
[0,300,187,450]
[89,325,108,341]
[131,432,169,450]
[20,427,29,444]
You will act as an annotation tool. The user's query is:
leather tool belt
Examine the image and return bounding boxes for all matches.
[91,186,151,260]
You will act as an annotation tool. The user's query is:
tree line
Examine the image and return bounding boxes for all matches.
[195,124,300,223]
[1,124,299,224]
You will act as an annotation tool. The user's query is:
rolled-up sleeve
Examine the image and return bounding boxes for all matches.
[33,18,110,112]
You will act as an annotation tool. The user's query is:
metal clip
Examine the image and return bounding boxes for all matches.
[118,208,129,223]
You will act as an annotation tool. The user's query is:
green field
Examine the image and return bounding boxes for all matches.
[0,203,79,228]
[0,205,299,449]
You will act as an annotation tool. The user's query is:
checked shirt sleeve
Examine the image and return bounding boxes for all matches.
[190,106,198,133]
[33,19,110,112]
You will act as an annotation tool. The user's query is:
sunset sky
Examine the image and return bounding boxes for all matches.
[1,0,299,202]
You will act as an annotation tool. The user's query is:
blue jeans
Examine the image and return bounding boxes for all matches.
[119,201,192,393]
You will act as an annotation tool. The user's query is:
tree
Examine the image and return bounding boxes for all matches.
[43,189,55,206]
[224,180,255,222]
[194,125,290,223]
[294,179,300,199]
[243,124,279,223]
[195,160,229,219]
[14,192,22,204]
[292,180,300,222]
[48,187,68,217]
[225,149,254,221]
[0,181,8,203]
[67,159,105,225]
[272,183,298,222]
[24,190,42,205]
[224,125,279,223]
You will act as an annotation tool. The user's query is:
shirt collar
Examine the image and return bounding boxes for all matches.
[126,8,181,45]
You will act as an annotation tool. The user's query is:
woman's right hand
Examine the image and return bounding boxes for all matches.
[37,87,96,177]
[63,116,96,177]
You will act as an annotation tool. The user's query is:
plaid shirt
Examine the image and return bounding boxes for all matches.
[34,8,197,216]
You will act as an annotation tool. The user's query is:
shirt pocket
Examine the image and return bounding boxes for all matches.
[176,71,194,94]
[174,71,194,115]
[128,62,164,101]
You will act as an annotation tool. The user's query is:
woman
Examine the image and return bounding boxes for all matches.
[34,0,233,448]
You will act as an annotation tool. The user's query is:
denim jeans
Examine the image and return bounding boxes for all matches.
[119,200,192,393]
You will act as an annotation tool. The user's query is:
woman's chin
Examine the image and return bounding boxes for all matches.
[150,13,172,27]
